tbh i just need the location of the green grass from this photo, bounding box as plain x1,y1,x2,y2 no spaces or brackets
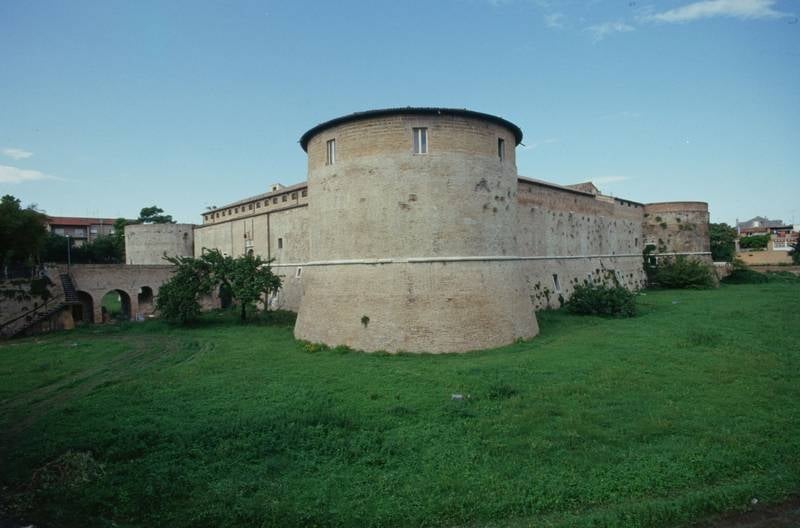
1,283,799,528
100,291,123,318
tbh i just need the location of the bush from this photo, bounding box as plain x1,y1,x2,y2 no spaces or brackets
721,261,800,284
722,260,768,284
739,234,770,250
649,256,716,289
565,283,636,317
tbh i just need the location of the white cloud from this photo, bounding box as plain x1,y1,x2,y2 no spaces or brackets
645,0,788,23
592,176,631,184
2,147,33,160
0,165,56,184
587,21,635,42
545,12,565,28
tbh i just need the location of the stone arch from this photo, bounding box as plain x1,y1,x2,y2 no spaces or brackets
137,286,154,316
73,291,95,324
101,289,132,322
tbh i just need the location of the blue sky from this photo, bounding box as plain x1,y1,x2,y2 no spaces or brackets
1,0,798,225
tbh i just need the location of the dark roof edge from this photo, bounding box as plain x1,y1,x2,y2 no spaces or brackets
299,107,523,151
518,176,645,205
200,181,308,214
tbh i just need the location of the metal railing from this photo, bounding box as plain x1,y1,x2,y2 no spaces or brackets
0,293,66,337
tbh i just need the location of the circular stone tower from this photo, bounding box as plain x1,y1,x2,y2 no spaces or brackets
124,223,195,265
294,108,538,353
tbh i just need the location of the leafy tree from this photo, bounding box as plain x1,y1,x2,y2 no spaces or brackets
709,222,737,262
155,255,215,324
790,236,800,265
155,249,282,324
138,206,175,224
203,250,283,323
111,217,129,259
0,195,48,267
40,233,123,264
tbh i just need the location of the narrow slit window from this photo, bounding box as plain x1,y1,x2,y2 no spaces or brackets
498,138,505,160
278,237,283,249
413,127,428,154
326,139,336,165
552,273,561,293
296,267,302,278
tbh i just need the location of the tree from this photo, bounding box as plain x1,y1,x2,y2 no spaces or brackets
203,250,283,323
709,222,737,262
155,249,282,324
111,217,129,259
155,254,215,324
0,195,48,267
790,236,800,265
138,206,175,224
40,233,123,264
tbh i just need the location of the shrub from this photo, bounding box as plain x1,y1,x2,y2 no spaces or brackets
649,256,716,289
790,237,800,265
565,283,636,317
739,234,770,250
722,260,768,284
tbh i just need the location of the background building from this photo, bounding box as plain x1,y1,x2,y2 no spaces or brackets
46,216,118,246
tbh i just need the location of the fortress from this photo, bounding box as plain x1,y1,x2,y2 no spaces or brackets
128,108,711,353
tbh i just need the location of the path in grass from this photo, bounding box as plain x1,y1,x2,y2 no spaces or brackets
0,283,798,528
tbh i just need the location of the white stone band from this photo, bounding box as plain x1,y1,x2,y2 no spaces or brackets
268,252,710,268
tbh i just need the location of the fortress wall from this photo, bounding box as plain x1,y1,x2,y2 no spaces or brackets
520,257,647,310
192,205,310,312
516,181,644,257
125,224,195,265
297,260,535,353
643,202,710,258
515,180,647,306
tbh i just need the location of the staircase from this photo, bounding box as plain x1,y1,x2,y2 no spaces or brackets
0,274,81,339
60,273,80,305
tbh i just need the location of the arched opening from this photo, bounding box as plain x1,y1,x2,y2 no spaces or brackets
101,289,131,322
137,286,154,316
73,291,95,324
219,283,233,309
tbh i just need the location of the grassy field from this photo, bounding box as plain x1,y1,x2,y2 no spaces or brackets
1,283,798,528
100,291,123,319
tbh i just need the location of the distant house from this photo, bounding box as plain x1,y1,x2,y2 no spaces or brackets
46,217,119,247
737,216,786,236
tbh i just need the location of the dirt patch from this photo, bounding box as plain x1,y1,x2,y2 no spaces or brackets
692,496,800,528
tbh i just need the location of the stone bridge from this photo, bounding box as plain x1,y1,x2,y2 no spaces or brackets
66,264,175,323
